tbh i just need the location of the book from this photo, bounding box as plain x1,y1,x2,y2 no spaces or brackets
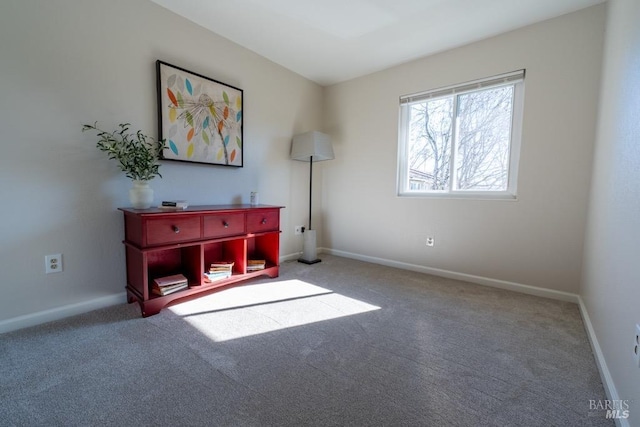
152,282,188,296
203,271,232,282
153,282,188,292
210,261,234,267
158,204,187,210
151,278,189,296
153,273,188,287
247,259,266,271
158,200,188,210
158,205,187,210
209,261,234,273
209,270,233,275
161,200,188,208
206,271,231,277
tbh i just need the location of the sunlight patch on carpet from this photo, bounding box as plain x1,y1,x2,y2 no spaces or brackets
168,279,380,342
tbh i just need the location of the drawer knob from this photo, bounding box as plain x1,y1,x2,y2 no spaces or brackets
172,225,180,234
223,221,229,228
261,218,267,225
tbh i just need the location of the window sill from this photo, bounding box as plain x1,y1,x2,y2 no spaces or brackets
397,191,518,201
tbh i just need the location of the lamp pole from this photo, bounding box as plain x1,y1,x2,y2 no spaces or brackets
308,155,313,230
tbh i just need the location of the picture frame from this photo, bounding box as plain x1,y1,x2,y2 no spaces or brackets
156,60,243,167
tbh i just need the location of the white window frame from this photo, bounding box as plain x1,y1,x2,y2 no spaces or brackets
397,70,525,199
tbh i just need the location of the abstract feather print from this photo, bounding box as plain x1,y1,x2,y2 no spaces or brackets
158,61,243,166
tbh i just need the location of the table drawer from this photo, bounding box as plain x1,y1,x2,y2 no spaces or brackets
247,210,280,233
146,216,201,245
203,213,245,238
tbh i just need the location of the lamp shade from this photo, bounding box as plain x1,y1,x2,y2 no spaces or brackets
291,131,334,162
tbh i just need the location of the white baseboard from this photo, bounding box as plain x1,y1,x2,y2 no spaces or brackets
578,296,629,427
322,248,579,303
0,293,127,335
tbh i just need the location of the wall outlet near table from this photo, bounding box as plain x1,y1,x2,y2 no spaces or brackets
45,254,63,274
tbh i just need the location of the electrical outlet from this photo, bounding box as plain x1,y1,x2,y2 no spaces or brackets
634,324,640,368
426,237,435,247
295,225,304,235
45,254,63,274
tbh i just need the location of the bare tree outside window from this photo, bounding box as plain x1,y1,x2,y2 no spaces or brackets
456,86,513,191
400,72,523,197
408,98,452,190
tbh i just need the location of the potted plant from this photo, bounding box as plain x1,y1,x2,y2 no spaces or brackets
82,122,166,209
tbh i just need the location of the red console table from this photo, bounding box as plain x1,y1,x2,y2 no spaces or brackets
119,205,283,317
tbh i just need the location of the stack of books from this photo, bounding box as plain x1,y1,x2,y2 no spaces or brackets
204,261,234,283
247,259,266,271
152,273,188,296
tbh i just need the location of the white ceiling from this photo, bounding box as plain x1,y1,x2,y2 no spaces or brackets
149,0,605,86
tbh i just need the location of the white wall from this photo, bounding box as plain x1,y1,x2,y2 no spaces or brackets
323,5,605,294
581,0,640,420
0,0,321,326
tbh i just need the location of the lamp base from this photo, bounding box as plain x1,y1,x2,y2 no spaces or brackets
298,229,321,265
298,258,321,265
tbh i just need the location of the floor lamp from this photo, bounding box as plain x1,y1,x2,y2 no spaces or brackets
291,131,334,264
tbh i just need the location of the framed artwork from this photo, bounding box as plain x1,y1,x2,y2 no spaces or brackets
156,60,243,167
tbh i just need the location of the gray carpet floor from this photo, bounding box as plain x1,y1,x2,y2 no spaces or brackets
0,255,612,426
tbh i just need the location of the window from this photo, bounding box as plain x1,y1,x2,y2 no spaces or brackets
398,70,524,198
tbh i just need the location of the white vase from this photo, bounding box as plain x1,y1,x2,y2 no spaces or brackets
129,180,154,209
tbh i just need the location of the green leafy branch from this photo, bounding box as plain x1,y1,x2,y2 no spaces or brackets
82,122,167,181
